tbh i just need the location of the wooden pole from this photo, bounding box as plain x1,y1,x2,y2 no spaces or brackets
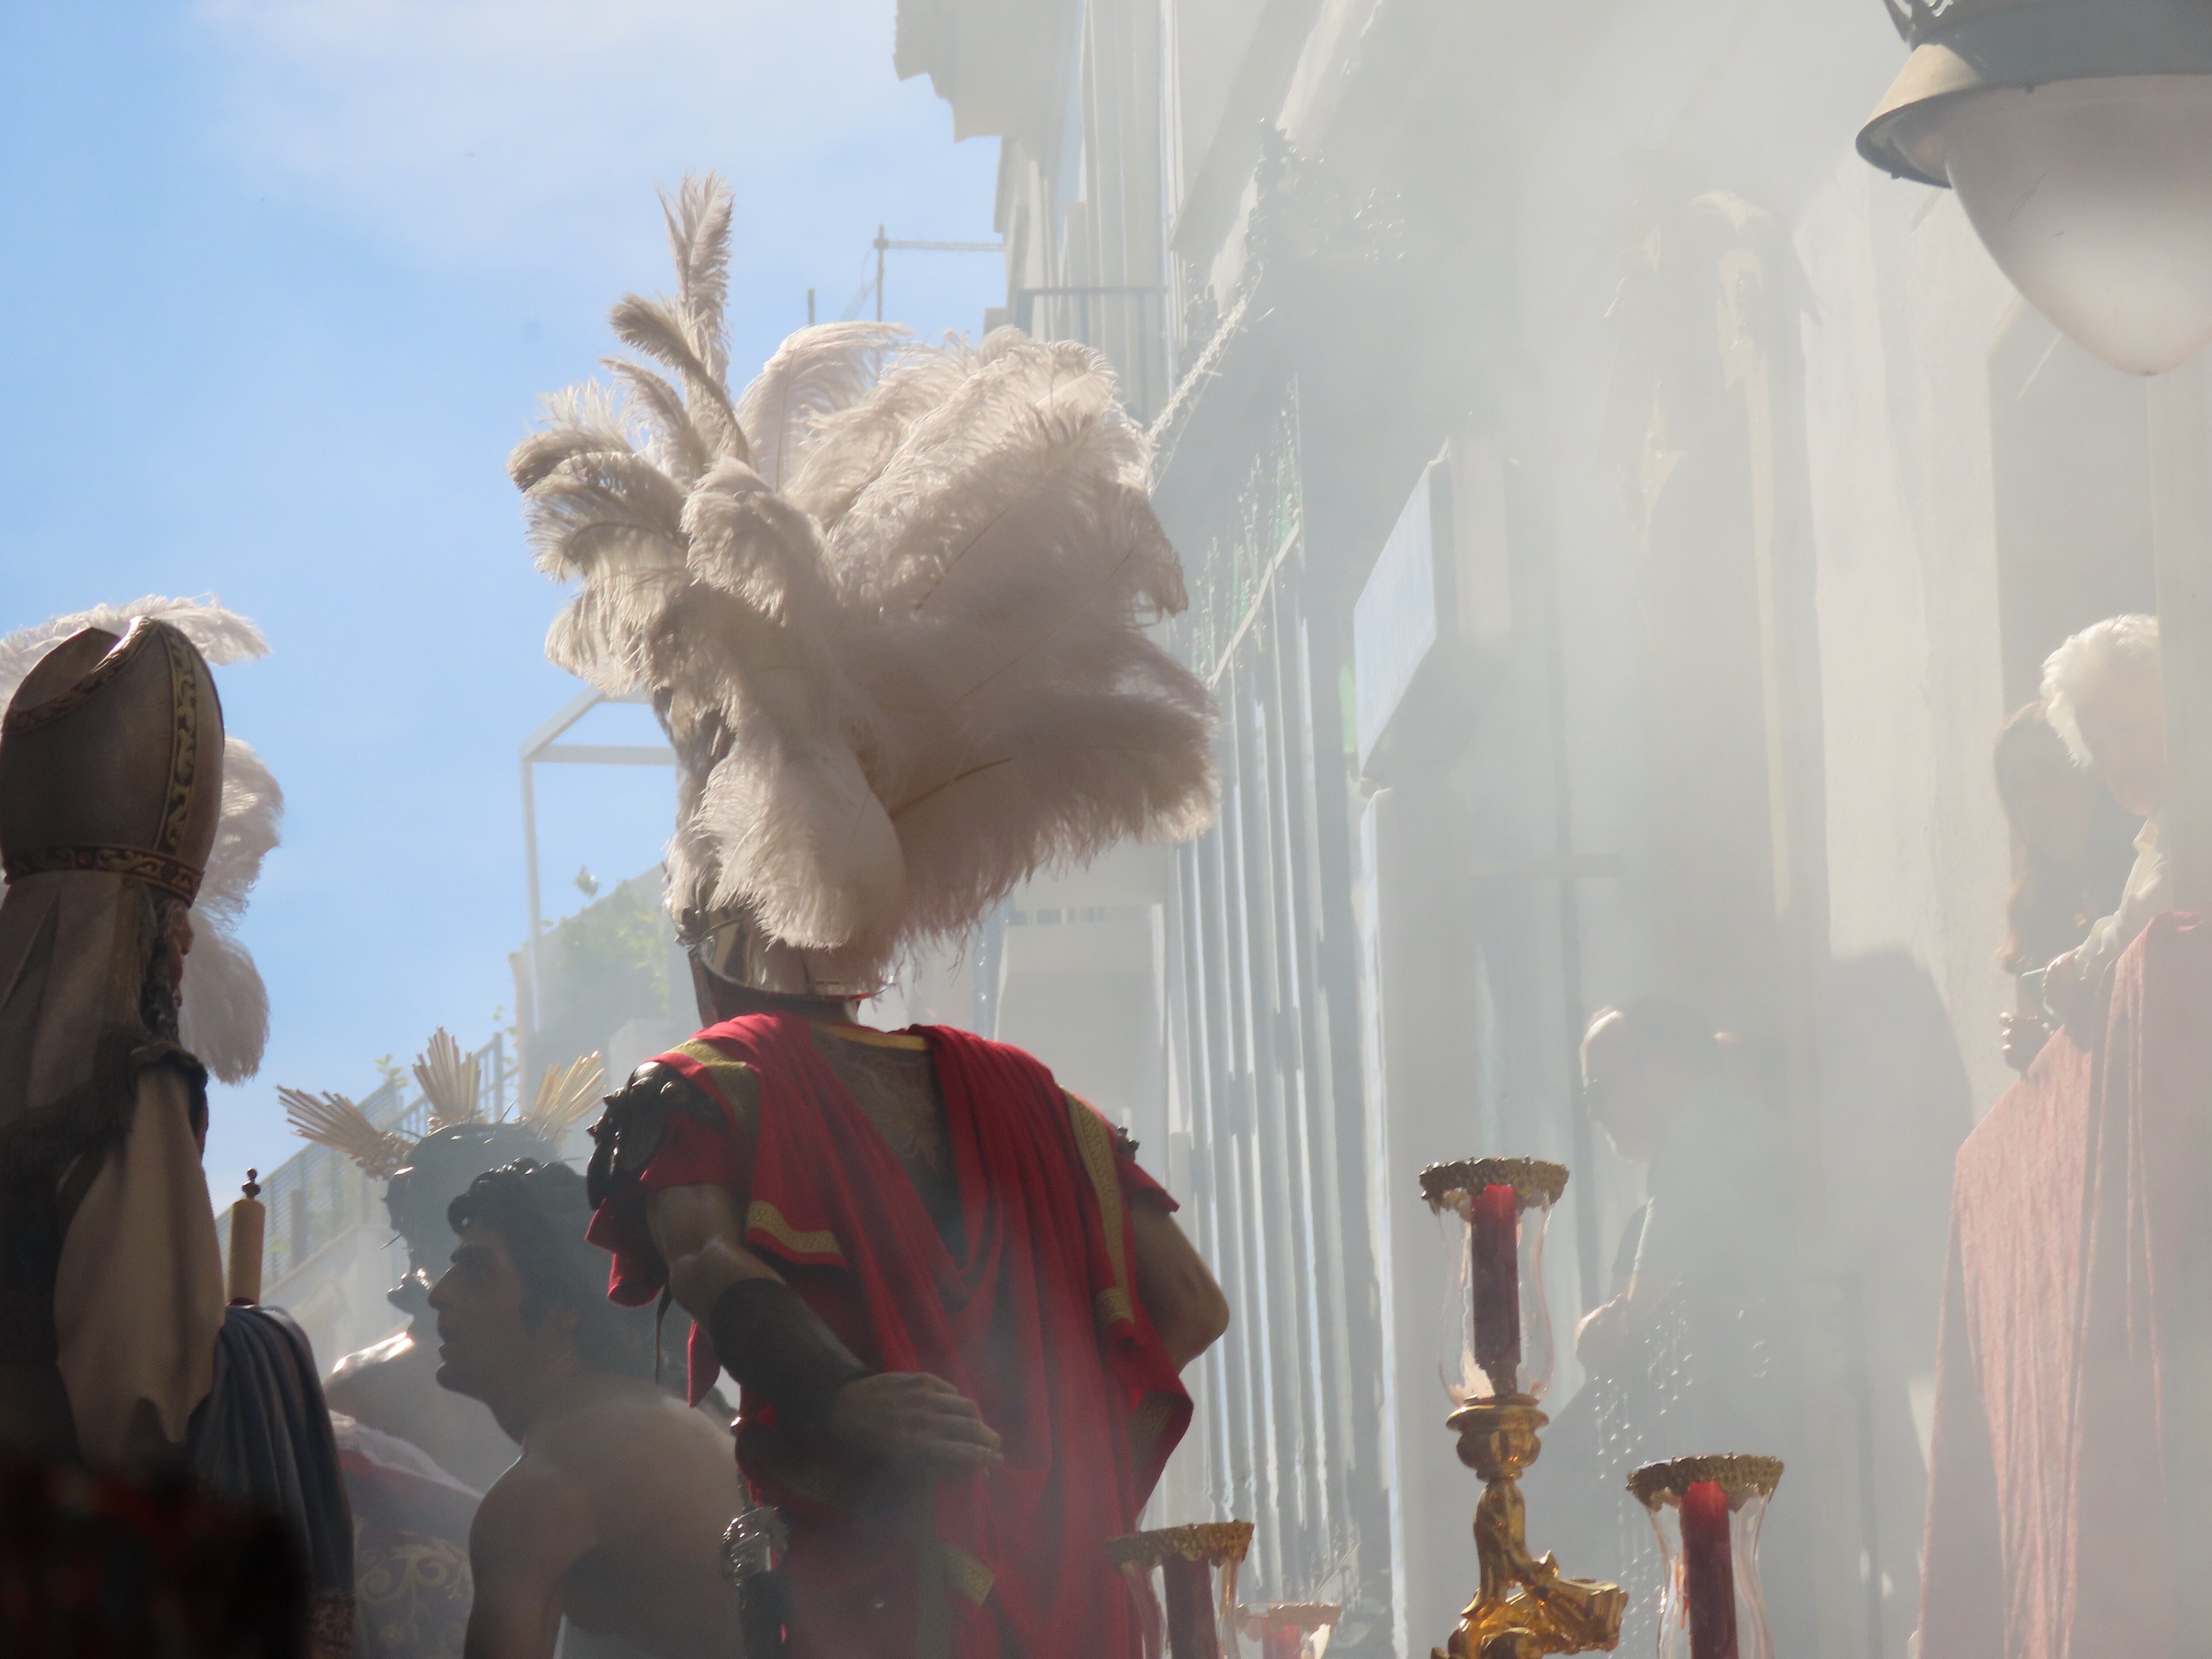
226,1171,265,1306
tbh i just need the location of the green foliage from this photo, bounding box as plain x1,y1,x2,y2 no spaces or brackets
533,871,684,1063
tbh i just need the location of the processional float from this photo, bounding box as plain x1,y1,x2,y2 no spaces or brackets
1419,1156,1780,1659
726,1151,1782,1659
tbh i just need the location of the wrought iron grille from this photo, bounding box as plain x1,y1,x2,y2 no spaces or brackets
1161,385,1394,1645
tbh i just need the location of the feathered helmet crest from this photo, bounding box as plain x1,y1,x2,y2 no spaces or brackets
511,173,1217,994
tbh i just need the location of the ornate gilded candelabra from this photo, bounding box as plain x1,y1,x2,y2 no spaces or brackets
1107,1522,1255,1659
1421,1158,1626,1659
1629,1455,1784,1659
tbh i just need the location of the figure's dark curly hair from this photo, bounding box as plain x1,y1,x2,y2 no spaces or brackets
446,1160,658,1380
388,1124,555,1260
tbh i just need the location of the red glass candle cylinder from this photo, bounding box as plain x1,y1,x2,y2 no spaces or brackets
1630,1455,1781,1659
1679,1480,1738,1659
1422,1160,1565,1402
1161,1555,1221,1659
1470,1183,1522,1386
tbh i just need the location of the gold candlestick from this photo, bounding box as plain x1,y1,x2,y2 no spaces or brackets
1441,1397,1625,1659
1421,1159,1624,1659
1107,1522,1254,1659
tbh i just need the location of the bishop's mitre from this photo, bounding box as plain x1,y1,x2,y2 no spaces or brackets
0,617,227,903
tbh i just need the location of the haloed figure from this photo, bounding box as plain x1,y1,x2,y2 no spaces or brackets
324,1120,560,1495
2035,614,2170,1029
429,1161,745,1659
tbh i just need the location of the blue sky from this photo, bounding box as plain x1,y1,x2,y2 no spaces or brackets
0,1,1005,1194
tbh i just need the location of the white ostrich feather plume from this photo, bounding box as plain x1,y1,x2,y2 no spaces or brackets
511,172,1218,984
737,320,911,493
0,596,269,703
0,598,280,1082
179,737,284,1082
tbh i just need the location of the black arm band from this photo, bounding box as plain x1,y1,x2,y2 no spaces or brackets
707,1279,874,1429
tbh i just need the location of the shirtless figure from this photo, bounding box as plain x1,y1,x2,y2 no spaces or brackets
428,1159,745,1659
325,1121,557,1495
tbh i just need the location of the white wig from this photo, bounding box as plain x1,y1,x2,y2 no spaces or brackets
2040,613,2161,769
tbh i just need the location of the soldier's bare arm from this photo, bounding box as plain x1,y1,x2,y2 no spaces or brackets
643,1183,1000,1468
645,1181,780,1314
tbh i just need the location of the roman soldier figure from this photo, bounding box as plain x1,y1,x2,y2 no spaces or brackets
513,174,1233,1659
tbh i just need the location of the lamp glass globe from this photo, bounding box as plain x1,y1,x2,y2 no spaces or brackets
1927,75,2212,376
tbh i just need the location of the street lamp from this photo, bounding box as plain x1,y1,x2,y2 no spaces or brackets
1859,0,2212,377
1860,0,2212,910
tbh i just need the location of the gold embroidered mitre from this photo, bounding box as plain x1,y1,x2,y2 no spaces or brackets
0,618,226,902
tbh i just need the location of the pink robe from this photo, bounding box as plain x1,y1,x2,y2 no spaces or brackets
1918,914,2211,1659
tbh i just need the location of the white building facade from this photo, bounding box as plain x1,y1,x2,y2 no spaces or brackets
896,1,2166,1655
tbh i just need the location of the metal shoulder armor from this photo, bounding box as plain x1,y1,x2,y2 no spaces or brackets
584,1061,720,1210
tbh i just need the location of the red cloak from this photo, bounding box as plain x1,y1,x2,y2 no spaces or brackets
587,1014,1192,1659
1917,914,2211,1659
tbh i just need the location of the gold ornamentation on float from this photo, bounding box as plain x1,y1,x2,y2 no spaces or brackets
1626,1454,1784,1507
1419,1158,1570,1210
1103,1521,1255,1567
1437,1398,1626,1659
1423,1152,1620,1659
